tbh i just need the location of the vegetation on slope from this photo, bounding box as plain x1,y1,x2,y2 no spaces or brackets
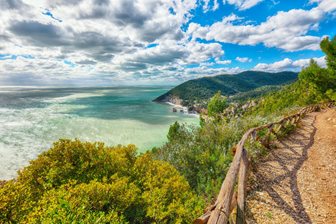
154,71,298,106
153,36,336,203
228,85,282,103
0,37,335,223
249,37,336,117
0,140,203,223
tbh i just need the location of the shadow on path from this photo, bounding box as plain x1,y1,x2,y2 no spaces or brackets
247,114,317,224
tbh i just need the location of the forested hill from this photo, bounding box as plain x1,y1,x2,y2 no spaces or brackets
154,71,298,105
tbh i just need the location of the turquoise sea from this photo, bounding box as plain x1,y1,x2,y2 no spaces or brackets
0,86,198,180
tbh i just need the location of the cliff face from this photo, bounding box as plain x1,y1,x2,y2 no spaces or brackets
153,94,183,105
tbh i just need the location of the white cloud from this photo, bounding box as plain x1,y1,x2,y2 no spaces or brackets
202,0,220,12
236,57,252,63
0,0,229,85
202,0,211,11
223,0,263,10
189,0,335,51
184,41,224,64
216,59,232,64
182,66,243,80
317,0,336,11
0,0,334,85
113,41,224,72
222,13,243,24
309,0,321,4
213,0,220,10
253,56,326,72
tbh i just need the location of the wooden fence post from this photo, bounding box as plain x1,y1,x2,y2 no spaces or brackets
237,148,248,224
195,102,333,224
208,139,248,224
266,125,273,147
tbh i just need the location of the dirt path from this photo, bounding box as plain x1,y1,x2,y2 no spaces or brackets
246,109,336,224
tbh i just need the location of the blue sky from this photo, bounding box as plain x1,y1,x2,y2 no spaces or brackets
0,0,335,86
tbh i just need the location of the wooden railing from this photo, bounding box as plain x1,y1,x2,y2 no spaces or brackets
195,102,334,224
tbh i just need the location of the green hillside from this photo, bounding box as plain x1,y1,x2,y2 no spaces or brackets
1,37,334,224
154,71,298,105
228,85,282,103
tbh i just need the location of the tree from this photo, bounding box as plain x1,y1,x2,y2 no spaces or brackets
320,36,336,100
207,91,228,117
167,121,182,142
320,36,336,72
298,36,336,102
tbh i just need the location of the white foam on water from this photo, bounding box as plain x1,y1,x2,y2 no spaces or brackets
44,92,106,103
0,90,198,180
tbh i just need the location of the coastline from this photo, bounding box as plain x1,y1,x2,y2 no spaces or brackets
162,101,200,117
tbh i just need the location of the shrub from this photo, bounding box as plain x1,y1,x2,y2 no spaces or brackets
0,139,203,224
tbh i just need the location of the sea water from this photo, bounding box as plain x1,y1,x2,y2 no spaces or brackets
0,86,198,180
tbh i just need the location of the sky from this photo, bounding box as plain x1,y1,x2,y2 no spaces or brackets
0,0,335,86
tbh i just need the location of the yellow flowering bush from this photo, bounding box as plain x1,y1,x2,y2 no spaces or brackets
0,139,203,223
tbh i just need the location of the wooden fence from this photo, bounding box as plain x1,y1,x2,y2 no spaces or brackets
195,102,334,224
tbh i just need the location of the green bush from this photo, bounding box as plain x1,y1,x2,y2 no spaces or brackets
154,115,266,200
0,139,203,224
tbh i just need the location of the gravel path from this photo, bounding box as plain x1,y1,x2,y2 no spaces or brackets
246,109,336,224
